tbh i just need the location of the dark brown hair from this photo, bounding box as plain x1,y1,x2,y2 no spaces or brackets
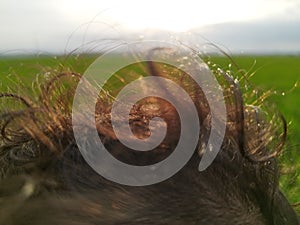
0,54,299,225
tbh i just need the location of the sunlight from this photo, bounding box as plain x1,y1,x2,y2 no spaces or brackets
107,0,257,31
58,0,294,32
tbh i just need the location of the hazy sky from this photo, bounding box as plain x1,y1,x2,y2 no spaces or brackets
1,0,300,54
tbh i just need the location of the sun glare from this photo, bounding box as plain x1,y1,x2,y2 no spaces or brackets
59,0,293,32
107,1,257,32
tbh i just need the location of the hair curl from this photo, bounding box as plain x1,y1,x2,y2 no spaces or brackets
0,52,298,225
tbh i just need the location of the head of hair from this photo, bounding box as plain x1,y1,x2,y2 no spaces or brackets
0,50,298,225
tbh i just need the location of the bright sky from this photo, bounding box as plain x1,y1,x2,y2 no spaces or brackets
57,0,297,31
0,0,299,53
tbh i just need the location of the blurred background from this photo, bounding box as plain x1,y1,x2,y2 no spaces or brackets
1,0,300,54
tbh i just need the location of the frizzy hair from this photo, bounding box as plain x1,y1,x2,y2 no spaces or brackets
0,50,298,225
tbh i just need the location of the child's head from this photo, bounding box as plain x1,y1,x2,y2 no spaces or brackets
0,51,299,224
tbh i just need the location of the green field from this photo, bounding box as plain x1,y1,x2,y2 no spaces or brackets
0,54,299,212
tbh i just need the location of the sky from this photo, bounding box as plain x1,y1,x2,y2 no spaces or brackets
1,0,300,54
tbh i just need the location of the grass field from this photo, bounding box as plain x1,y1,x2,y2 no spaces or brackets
0,54,299,212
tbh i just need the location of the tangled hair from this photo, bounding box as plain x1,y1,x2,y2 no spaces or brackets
0,51,299,225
